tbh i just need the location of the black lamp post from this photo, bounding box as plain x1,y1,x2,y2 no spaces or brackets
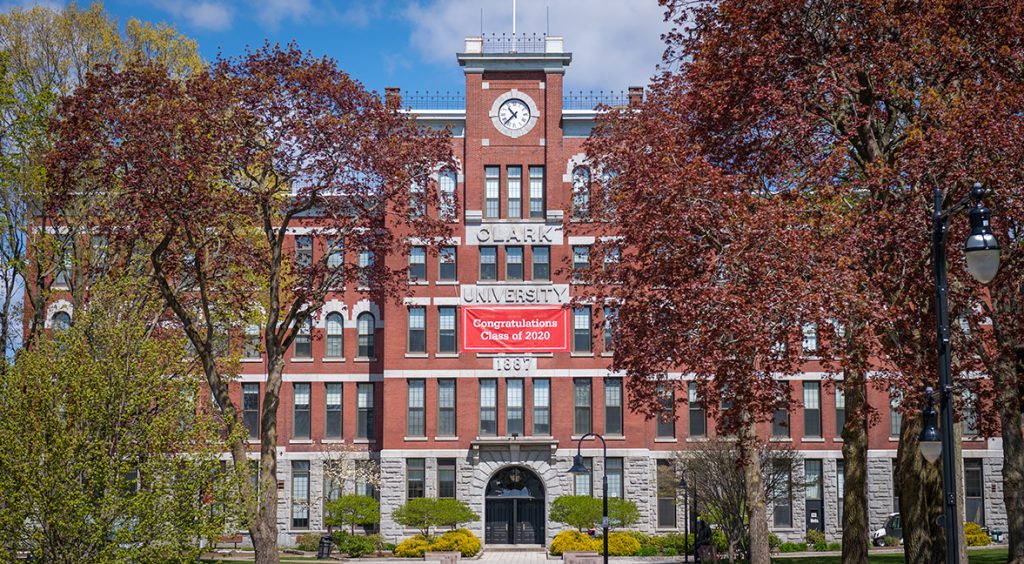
918,183,1000,564
569,433,608,564
679,476,690,563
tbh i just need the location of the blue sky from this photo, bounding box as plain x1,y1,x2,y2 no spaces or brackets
24,0,672,95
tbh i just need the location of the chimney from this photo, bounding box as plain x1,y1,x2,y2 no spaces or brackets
385,87,401,105
628,86,644,107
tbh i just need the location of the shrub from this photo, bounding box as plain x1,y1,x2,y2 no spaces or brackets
779,542,808,552
597,532,641,556
429,528,482,557
712,529,728,553
805,529,826,546
325,495,381,535
296,532,323,552
548,495,641,530
965,522,991,546
662,547,678,556
392,498,478,540
549,530,600,556
333,532,380,557
635,546,658,557
656,533,694,554
384,543,397,552
814,540,828,551
827,542,842,551
625,530,651,549
394,535,430,558
768,532,782,552
883,535,900,547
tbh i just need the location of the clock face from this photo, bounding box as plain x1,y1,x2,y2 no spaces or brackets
498,98,531,130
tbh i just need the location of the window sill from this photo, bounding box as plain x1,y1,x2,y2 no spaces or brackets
322,439,345,444
437,281,459,286
353,438,376,444
354,357,377,363
685,436,710,442
241,358,262,363
408,280,429,286
321,357,346,362
434,436,459,441
570,352,594,357
654,437,678,443
290,358,314,363
404,437,428,442
247,439,261,445
405,353,429,358
888,436,900,441
802,437,826,443
604,435,625,440
289,439,313,444
476,352,552,358
435,353,460,358
769,437,793,442
600,352,614,357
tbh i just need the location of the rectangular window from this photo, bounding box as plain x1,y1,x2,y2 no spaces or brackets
438,458,457,498
772,460,793,527
243,383,260,440
507,165,522,218
531,246,550,281
358,250,374,287
805,459,823,500
835,385,846,438
244,328,261,359
438,306,457,353
574,378,592,435
803,382,822,438
772,406,790,438
529,166,545,218
606,457,624,498
409,246,426,281
657,385,675,438
440,169,457,220
892,459,900,513
327,238,344,288
572,245,590,282
963,389,979,436
573,457,593,495
603,306,617,352
438,379,457,437
802,323,818,354
573,306,591,353
480,379,497,436
506,378,524,436
408,307,426,354
325,383,342,440
355,460,378,499
965,459,985,525
485,166,500,218
325,314,344,358
439,246,457,281
657,459,677,528
533,378,550,435
889,391,902,437
294,318,312,359
357,383,374,439
291,461,310,528
688,383,706,437
407,458,425,499
407,379,425,437
295,235,312,269
479,246,497,281
293,383,310,440
506,246,524,281
603,245,620,272
604,378,623,436
837,461,845,525
410,175,425,218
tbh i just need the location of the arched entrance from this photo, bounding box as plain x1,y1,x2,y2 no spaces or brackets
484,466,545,545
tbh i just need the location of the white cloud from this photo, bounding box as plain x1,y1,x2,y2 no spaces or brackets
403,0,671,90
151,0,233,32
254,0,313,30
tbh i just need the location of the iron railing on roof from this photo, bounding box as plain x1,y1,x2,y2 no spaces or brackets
482,32,547,54
400,91,466,110
562,90,631,110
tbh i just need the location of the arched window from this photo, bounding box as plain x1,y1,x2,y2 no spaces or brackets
357,312,375,359
294,318,312,359
52,311,71,331
325,312,344,359
439,168,457,221
572,166,590,218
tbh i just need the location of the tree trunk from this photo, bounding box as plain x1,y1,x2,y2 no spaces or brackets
251,355,286,564
898,407,946,563
1001,356,1024,563
840,367,869,564
740,419,770,564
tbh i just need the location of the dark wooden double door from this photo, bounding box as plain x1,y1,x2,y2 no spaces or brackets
485,498,544,545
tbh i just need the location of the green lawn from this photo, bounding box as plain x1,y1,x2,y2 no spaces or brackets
773,547,1008,563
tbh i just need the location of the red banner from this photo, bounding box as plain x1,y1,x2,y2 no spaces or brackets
462,306,570,352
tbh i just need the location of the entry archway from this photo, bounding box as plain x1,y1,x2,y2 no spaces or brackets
484,465,545,545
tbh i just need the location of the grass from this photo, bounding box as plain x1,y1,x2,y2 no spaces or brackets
772,547,1008,563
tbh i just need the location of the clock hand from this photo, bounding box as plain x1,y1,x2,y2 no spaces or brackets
503,109,518,125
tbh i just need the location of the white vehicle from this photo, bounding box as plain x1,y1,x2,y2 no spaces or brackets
871,513,902,546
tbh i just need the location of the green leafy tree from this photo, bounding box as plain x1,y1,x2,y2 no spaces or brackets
391,498,478,540
0,280,238,561
324,495,380,535
549,495,640,531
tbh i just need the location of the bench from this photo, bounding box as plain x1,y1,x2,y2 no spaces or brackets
218,534,243,549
